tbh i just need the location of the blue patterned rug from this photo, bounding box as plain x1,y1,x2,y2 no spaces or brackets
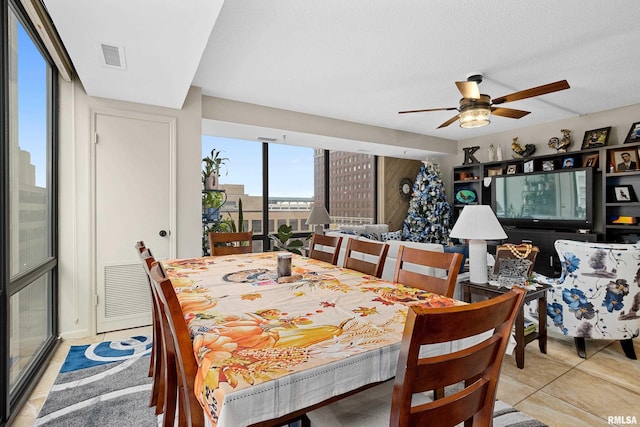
60,335,152,373
35,336,157,427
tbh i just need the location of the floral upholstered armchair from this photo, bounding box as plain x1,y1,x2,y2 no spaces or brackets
533,240,639,359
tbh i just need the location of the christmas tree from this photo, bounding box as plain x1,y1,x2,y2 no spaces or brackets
402,161,452,243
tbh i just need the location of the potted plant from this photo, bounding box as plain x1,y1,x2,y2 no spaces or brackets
227,198,246,233
202,148,228,190
269,224,307,255
202,191,224,222
202,219,235,255
203,198,248,255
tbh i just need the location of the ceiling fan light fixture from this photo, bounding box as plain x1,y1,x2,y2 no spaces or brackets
459,95,491,128
459,107,491,128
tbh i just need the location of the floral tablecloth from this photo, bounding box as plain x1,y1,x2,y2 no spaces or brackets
162,252,463,427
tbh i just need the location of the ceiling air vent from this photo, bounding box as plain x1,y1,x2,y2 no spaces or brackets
257,137,277,142
99,43,127,70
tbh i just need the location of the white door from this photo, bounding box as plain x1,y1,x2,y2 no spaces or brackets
94,110,176,333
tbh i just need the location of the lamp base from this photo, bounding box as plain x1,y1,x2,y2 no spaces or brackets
313,224,325,235
468,239,488,284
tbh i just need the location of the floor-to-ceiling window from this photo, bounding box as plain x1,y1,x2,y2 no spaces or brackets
268,143,314,235
202,136,376,255
1,1,59,424
201,136,265,253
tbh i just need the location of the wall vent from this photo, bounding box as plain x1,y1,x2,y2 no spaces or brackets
99,43,127,70
104,263,151,319
97,262,151,333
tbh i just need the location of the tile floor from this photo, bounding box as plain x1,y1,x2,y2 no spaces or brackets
10,327,640,426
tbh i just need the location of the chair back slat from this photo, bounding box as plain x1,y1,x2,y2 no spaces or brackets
413,335,501,392
343,239,389,278
308,234,343,265
393,246,463,297
390,286,526,427
410,379,488,427
208,231,253,256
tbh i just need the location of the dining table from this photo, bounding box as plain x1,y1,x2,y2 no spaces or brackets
161,251,468,427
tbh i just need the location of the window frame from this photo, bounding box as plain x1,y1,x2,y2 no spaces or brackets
1,0,60,423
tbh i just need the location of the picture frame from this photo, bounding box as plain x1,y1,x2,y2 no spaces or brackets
624,121,640,144
487,167,503,176
582,153,599,168
610,185,637,203
610,148,640,172
581,126,611,149
523,159,534,173
542,160,555,171
562,158,575,168
506,164,517,175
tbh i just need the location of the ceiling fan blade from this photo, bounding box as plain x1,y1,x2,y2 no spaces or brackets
455,81,480,99
437,115,460,128
398,107,457,114
491,80,570,105
491,107,531,119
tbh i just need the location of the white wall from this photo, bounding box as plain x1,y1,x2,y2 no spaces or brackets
57,81,202,338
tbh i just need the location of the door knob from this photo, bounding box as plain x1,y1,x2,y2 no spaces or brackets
159,230,168,237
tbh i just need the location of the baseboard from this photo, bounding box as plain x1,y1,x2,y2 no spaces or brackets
58,328,92,340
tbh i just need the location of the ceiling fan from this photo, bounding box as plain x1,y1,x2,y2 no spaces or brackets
398,74,570,129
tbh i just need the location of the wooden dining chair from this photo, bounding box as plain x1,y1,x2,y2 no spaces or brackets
308,234,343,265
390,286,526,426
136,256,179,426
305,286,527,426
208,231,253,256
135,241,164,408
343,238,389,278
393,245,463,298
149,261,204,427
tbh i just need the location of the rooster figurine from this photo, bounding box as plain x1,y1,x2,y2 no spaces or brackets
548,129,572,153
511,137,536,158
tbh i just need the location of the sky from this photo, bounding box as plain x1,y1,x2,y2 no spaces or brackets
202,135,315,198
18,19,48,189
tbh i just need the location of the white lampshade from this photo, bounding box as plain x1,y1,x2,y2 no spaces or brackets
306,205,331,234
450,205,507,241
450,205,507,284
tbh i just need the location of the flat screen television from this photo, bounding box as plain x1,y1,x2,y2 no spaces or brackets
491,168,593,230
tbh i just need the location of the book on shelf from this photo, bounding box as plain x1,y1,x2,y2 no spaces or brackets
524,319,537,335
514,319,538,336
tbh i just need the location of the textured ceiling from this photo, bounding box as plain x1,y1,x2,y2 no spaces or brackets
44,0,640,153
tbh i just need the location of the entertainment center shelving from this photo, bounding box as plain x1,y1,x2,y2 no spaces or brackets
453,141,640,275
603,141,640,242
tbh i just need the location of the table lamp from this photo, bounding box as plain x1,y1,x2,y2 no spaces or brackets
306,205,331,234
450,205,507,284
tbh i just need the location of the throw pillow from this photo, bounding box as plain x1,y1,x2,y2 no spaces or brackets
443,244,469,274
360,232,380,241
380,230,402,241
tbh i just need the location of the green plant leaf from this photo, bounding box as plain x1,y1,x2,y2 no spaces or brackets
287,239,304,248
238,198,244,233
268,224,306,254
